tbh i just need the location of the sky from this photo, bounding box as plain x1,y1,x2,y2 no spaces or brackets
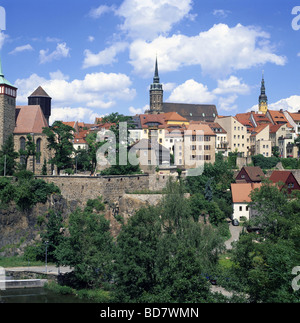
1,0,300,125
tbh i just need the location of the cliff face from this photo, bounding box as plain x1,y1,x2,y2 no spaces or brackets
0,194,79,257
0,192,166,256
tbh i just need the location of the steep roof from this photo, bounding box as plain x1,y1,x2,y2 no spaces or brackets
269,171,295,185
29,86,51,98
287,112,300,122
250,124,269,137
231,183,262,203
267,110,292,128
162,103,217,122
14,105,48,134
238,166,265,182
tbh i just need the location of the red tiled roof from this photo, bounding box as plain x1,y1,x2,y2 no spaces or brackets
14,105,49,134
231,183,262,203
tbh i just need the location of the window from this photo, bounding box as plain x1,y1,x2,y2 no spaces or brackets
20,137,26,165
239,206,242,211
159,138,162,143
246,206,249,211
36,138,41,164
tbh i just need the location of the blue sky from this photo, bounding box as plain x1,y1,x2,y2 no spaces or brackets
1,0,300,124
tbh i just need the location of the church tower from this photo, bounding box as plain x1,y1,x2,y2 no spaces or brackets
259,72,268,114
149,57,163,114
0,59,17,147
28,86,52,126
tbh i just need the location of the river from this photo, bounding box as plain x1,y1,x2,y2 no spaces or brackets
0,287,91,303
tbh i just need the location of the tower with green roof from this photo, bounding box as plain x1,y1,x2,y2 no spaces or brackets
0,58,17,147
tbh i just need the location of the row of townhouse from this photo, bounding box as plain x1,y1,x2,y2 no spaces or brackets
62,108,300,174
217,109,300,158
128,112,223,172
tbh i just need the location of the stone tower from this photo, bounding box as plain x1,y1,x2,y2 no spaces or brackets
259,71,268,114
149,57,163,114
28,86,52,126
0,59,17,147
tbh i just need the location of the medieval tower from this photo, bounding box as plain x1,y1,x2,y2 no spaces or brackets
28,86,52,126
149,57,163,114
0,59,17,147
259,72,268,114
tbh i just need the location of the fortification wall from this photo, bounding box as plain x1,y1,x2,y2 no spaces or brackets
36,174,170,204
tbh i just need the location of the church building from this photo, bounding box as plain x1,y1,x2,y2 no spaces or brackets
0,59,52,174
147,58,218,123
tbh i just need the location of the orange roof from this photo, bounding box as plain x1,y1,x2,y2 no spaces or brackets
186,123,216,136
14,105,49,134
269,124,283,133
231,183,262,203
163,111,188,123
267,110,292,128
250,124,269,136
62,121,76,128
288,112,300,122
235,112,253,127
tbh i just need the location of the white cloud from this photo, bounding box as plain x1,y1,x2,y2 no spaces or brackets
39,42,70,64
89,5,116,19
269,95,300,112
9,44,34,55
213,76,250,95
212,9,231,18
83,42,128,68
50,107,99,125
167,79,216,104
87,36,95,43
129,105,148,115
129,23,286,78
0,32,8,50
218,94,238,111
15,70,136,109
116,0,194,40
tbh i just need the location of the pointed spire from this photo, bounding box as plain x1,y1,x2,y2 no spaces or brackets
153,56,160,84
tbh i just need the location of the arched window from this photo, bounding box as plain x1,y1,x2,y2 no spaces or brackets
20,137,26,164
36,138,41,164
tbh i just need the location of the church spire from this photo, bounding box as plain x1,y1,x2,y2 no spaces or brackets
259,71,268,114
153,56,160,83
149,56,163,114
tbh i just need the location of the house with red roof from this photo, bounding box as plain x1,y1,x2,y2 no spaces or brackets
231,182,262,221
269,171,300,194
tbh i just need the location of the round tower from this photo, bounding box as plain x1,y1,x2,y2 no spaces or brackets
0,58,17,147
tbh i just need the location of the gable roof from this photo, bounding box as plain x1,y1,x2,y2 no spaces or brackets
250,124,269,137
238,166,265,182
287,112,300,122
267,110,292,128
28,86,51,98
269,171,298,185
162,103,217,122
14,105,49,134
231,182,262,203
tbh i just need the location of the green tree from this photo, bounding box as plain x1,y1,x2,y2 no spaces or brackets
0,134,19,175
18,134,38,171
114,179,224,303
56,198,114,288
43,121,75,175
225,182,300,302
